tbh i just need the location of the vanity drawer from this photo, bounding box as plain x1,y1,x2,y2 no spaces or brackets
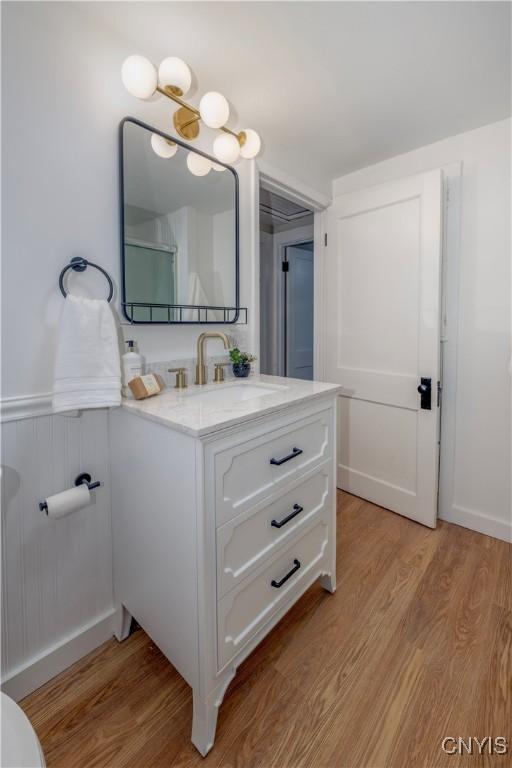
214,409,333,527
216,466,331,598
217,515,330,669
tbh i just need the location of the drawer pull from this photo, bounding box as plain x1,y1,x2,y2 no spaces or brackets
271,559,301,588
271,504,304,529
270,447,303,466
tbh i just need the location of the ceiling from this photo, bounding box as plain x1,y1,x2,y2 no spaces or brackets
259,188,312,230
83,1,511,195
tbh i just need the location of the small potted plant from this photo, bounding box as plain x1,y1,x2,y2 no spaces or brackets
229,347,256,378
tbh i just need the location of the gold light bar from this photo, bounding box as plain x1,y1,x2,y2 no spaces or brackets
158,85,246,146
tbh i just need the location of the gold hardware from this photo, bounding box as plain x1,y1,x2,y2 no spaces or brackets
162,84,184,98
157,84,244,145
214,362,229,383
173,106,200,140
195,332,230,385
168,367,187,389
195,363,207,386
158,85,198,113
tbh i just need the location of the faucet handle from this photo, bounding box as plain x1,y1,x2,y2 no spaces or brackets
168,367,187,389
214,362,230,383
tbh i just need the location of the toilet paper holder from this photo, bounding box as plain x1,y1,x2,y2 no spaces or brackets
39,473,101,514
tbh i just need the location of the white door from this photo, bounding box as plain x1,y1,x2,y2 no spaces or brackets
285,243,314,380
323,170,442,527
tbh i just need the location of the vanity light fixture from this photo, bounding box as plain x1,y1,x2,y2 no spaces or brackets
213,133,240,164
199,91,230,129
121,54,261,164
186,151,212,177
150,133,177,159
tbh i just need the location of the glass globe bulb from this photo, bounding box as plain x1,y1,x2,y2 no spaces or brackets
212,162,226,172
158,57,192,96
151,133,178,159
121,55,157,99
187,151,212,177
239,129,261,159
213,133,240,164
199,92,230,129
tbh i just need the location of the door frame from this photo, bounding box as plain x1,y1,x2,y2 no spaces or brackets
437,163,462,526
257,166,329,380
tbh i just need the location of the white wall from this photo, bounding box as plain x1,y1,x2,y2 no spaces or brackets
0,1,257,697
331,118,511,542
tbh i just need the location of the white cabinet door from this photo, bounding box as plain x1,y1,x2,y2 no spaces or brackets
324,170,442,527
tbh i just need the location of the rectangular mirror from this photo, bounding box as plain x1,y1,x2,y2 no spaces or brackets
120,118,240,323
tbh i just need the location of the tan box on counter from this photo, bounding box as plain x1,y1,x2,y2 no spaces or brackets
128,373,165,400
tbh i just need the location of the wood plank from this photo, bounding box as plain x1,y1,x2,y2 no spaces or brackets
480,607,512,768
386,522,507,768
494,539,512,612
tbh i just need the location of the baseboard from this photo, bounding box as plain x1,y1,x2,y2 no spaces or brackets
1,608,117,701
440,504,512,543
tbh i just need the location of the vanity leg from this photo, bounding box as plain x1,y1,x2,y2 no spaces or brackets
191,690,219,757
320,572,336,594
113,604,132,642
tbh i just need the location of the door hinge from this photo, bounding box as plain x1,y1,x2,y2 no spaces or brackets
437,380,442,407
282,260,289,272
324,233,328,246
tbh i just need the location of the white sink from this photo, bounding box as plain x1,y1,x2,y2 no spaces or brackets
184,382,287,406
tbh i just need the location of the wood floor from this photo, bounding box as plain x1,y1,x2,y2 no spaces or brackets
21,492,511,768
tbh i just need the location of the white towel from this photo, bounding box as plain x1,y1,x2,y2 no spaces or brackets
184,272,211,321
52,295,121,413
187,272,210,306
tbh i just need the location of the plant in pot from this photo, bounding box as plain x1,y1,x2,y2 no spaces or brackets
229,347,256,378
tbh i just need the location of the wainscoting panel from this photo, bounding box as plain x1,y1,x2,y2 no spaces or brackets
1,409,115,698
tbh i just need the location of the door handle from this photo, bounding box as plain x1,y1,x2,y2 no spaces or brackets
417,378,432,410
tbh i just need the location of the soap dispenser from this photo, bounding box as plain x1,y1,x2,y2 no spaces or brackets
122,340,143,398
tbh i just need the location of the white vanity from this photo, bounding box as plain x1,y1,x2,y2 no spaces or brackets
109,375,339,756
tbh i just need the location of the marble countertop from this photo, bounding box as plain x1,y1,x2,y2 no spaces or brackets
121,374,342,437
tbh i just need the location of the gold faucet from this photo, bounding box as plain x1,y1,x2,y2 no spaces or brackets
195,332,230,385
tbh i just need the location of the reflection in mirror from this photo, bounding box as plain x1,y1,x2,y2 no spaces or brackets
121,119,238,323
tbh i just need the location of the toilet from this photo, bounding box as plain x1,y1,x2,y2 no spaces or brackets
1,693,46,767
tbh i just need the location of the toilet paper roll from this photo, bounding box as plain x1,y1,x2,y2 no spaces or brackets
44,484,91,519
